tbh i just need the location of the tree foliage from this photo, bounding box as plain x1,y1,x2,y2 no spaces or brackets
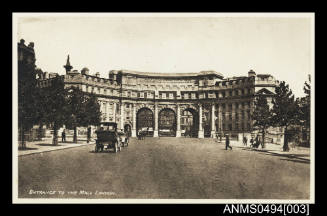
64,87,101,142
271,81,299,151
252,95,272,148
18,58,38,148
301,77,311,129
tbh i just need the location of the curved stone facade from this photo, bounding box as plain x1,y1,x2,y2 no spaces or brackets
37,65,278,138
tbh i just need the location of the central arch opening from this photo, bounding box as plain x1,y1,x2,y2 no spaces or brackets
158,108,176,137
137,107,154,137
181,108,199,138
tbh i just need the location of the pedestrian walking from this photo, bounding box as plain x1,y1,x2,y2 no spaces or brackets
61,129,66,143
87,127,91,143
225,134,232,150
243,136,247,146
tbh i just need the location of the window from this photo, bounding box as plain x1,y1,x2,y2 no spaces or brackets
222,91,225,98
235,113,238,120
229,90,233,97
229,124,232,131
235,90,238,96
241,89,244,95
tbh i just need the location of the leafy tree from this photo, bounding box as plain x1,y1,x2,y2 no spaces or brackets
252,95,272,148
302,76,311,129
18,54,38,149
296,75,311,146
271,81,300,151
64,87,89,143
83,93,102,126
64,87,102,143
41,78,68,145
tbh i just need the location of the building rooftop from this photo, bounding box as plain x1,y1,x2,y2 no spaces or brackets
114,70,224,78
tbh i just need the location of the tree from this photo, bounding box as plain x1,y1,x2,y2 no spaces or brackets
18,53,38,149
64,87,89,143
83,93,102,126
302,76,311,129
41,78,68,145
252,95,272,148
271,81,300,151
64,87,102,143
297,75,311,146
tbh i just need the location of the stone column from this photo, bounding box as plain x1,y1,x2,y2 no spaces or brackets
210,103,216,138
106,101,110,122
218,105,222,133
198,104,204,138
113,103,116,123
176,105,181,137
153,104,159,137
232,102,235,132
132,104,137,137
120,102,124,131
99,100,103,121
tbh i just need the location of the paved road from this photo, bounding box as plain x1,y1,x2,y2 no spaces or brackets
18,137,310,199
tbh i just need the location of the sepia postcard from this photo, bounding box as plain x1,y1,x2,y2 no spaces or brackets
12,12,314,204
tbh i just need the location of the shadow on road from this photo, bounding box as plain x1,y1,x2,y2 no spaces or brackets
89,150,117,154
18,147,38,150
36,144,63,147
241,148,310,164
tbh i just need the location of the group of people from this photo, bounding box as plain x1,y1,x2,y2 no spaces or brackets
250,135,263,148
61,127,92,143
243,135,263,148
222,134,264,151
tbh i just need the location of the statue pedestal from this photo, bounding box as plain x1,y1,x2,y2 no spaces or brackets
176,130,181,137
153,130,158,137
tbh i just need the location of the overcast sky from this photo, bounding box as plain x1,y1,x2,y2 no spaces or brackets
16,14,313,97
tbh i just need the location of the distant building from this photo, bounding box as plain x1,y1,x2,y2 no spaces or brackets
37,54,279,139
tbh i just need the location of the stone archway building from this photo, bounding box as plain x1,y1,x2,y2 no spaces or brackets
37,57,278,139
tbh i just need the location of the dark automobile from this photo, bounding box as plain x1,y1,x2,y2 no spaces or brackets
95,122,122,153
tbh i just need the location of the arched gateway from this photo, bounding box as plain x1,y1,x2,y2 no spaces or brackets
181,108,199,138
158,108,176,137
136,107,154,136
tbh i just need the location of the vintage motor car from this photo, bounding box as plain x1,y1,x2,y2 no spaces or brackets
95,122,122,153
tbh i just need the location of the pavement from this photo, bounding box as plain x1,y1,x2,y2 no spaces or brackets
227,140,310,161
18,137,310,199
18,137,95,156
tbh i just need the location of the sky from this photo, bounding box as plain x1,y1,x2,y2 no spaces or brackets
16,13,313,98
